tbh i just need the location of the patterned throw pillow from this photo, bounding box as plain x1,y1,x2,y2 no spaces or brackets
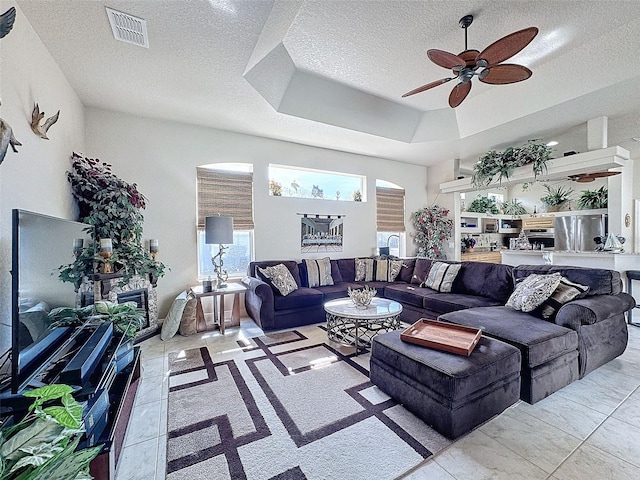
534,277,590,320
303,257,334,287
258,264,298,296
178,291,198,336
506,273,563,313
355,258,375,282
422,262,462,293
374,259,404,282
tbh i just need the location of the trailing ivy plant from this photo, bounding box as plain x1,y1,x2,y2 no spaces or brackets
578,186,608,210
467,196,499,214
59,152,167,286
472,140,552,188
0,384,101,480
411,205,453,259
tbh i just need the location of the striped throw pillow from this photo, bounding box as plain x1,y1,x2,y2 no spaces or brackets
303,257,334,287
534,277,589,320
374,259,404,282
423,262,461,293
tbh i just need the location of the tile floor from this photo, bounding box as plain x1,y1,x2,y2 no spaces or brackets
115,312,640,480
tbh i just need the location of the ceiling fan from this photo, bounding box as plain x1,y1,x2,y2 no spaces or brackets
568,171,621,183
403,15,538,108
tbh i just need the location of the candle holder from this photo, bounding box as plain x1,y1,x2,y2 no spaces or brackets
99,238,113,273
72,238,84,258
149,239,159,261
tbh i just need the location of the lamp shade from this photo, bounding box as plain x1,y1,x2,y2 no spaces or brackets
205,216,234,245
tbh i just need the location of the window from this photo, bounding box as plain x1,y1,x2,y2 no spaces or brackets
196,164,254,279
269,164,365,201
376,181,405,256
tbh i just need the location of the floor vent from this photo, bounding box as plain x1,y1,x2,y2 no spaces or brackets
106,7,149,48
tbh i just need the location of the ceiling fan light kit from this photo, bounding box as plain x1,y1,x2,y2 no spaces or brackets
403,15,538,108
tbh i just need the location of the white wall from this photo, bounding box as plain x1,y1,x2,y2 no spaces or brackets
0,1,85,353
85,107,428,316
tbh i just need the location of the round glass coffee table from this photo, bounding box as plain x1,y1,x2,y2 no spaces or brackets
324,297,403,354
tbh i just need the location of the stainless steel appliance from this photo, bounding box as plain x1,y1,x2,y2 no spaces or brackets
554,214,607,251
522,227,555,249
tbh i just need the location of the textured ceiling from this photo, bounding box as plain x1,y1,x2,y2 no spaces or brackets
15,0,640,167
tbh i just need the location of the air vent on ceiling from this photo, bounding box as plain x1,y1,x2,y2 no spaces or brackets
106,7,149,48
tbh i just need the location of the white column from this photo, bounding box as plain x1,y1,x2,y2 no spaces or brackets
587,116,608,150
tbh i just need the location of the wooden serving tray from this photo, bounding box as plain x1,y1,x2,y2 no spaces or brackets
400,319,482,356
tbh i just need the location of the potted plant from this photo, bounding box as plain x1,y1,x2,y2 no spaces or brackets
501,198,527,215
0,384,101,480
352,190,362,202
61,153,167,286
472,140,552,188
540,184,573,212
578,186,608,210
269,180,282,196
411,205,453,259
461,236,477,253
467,196,499,214
48,300,145,339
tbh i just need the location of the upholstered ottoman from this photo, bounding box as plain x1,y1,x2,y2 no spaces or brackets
370,331,521,439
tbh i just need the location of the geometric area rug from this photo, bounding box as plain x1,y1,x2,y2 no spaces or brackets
165,325,452,480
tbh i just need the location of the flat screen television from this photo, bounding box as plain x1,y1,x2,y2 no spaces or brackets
10,209,94,393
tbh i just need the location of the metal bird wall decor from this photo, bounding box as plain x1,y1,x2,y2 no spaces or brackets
0,6,16,39
31,104,60,139
0,114,22,165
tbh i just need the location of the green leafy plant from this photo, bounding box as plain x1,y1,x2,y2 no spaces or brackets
49,301,145,338
61,153,167,286
501,198,527,215
577,186,608,210
467,196,499,214
411,205,453,259
0,384,101,480
472,140,552,188
540,184,573,211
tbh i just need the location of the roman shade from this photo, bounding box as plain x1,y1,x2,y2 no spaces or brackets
197,167,254,230
376,186,405,232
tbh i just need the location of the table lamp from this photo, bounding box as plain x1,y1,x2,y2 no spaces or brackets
205,215,233,288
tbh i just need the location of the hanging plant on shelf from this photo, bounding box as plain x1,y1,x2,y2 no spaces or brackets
540,184,574,212
577,186,608,210
411,205,453,259
472,139,552,188
467,195,499,214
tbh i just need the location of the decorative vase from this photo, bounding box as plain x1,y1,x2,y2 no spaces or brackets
466,247,475,253
348,285,375,309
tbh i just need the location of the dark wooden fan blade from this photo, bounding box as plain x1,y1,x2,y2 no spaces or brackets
589,171,621,178
402,77,454,97
477,27,538,66
480,64,532,85
449,81,472,108
427,49,466,70
576,176,596,183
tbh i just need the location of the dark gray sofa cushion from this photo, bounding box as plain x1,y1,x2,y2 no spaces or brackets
273,287,323,310
384,283,437,307
397,258,417,283
411,258,434,284
337,258,356,282
453,261,514,303
439,306,578,368
513,265,622,296
371,331,521,402
423,293,502,314
314,282,360,301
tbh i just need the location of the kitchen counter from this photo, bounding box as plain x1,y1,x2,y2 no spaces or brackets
501,251,640,284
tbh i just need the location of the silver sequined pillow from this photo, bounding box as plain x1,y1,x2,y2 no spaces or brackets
506,273,563,313
355,258,375,282
258,264,298,296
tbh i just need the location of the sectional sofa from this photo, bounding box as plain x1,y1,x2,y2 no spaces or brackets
243,257,635,403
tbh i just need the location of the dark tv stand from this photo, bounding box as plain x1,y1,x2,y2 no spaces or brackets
89,347,141,480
